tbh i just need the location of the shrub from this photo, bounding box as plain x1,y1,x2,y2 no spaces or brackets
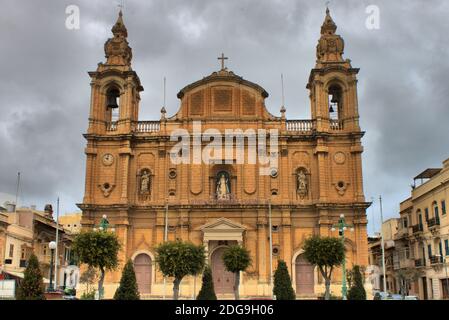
197,265,217,300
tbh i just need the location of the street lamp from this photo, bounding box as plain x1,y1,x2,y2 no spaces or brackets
48,241,57,292
436,254,449,299
331,214,354,300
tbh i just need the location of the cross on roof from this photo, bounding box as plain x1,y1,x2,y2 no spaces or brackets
217,53,228,70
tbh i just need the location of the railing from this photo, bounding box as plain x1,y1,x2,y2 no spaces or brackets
415,258,425,267
330,119,344,130
427,217,440,228
136,121,160,133
286,120,314,132
106,121,117,131
430,256,443,265
412,224,424,233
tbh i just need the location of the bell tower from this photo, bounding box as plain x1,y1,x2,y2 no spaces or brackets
87,10,143,135
307,8,361,133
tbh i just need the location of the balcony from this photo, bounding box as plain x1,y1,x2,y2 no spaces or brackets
429,256,443,265
415,258,425,267
412,224,424,234
136,121,160,133
106,121,117,131
427,217,440,228
286,120,314,133
329,119,344,131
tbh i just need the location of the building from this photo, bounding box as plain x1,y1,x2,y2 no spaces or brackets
0,205,75,291
59,212,82,234
398,157,449,300
78,8,370,299
368,157,449,299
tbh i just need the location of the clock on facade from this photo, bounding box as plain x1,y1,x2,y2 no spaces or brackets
102,153,114,166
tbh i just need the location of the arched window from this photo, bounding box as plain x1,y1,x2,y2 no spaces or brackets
106,87,120,122
327,84,343,120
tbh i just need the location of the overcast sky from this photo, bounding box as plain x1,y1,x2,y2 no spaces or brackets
0,0,448,235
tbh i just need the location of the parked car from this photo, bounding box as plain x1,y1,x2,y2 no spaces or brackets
404,295,419,300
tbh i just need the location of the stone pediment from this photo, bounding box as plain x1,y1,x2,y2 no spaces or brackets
197,217,246,232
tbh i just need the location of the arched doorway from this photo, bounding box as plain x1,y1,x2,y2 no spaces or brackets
133,254,152,294
211,247,235,294
295,254,314,295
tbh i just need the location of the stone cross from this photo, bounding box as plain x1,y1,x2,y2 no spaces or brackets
218,53,228,70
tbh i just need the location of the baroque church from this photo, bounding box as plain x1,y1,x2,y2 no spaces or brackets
78,8,369,298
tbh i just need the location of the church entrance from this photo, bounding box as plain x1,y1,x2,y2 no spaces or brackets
295,254,314,295
134,254,152,294
211,247,235,294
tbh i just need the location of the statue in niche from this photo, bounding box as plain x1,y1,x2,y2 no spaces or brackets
140,169,151,195
296,169,308,198
216,171,231,200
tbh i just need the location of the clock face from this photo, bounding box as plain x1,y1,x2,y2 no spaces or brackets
102,153,114,166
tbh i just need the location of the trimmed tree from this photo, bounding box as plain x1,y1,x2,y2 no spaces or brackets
16,254,45,300
347,265,366,300
303,236,345,300
273,260,295,300
222,245,251,300
155,240,205,300
197,265,217,300
72,230,120,299
114,259,140,300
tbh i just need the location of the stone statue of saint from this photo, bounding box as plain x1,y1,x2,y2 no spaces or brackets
140,170,150,195
297,170,308,197
216,173,230,200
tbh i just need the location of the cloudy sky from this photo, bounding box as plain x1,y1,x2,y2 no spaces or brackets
0,0,448,234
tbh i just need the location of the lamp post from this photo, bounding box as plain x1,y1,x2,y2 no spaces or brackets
48,241,57,292
436,254,449,299
331,214,354,300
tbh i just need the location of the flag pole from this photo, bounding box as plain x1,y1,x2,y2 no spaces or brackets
54,197,60,290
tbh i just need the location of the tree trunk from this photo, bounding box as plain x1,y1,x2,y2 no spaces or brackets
173,278,181,300
234,272,240,300
324,277,331,300
98,268,105,300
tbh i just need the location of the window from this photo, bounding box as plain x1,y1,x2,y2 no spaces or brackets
428,244,432,259
327,84,343,121
433,202,439,220
424,208,429,221
403,217,408,228
9,244,14,258
21,248,25,259
445,239,449,256
442,200,446,215
106,87,120,122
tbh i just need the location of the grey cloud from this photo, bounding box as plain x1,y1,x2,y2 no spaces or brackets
0,0,448,232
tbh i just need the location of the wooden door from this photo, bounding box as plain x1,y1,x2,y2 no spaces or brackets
211,247,235,294
295,254,314,295
134,254,152,294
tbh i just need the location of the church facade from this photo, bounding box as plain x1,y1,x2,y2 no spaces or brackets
78,9,370,298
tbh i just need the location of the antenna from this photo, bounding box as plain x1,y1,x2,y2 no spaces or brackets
163,77,166,108
281,73,285,107
15,172,20,210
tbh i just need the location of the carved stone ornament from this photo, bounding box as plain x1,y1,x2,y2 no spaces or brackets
139,169,151,195
334,180,349,196
296,168,309,198
98,182,115,197
333,151,346,165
